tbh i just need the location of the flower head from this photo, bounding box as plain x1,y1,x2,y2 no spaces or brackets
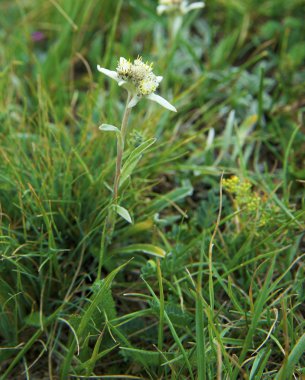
131,57,153,82
157,0,205,15
139,74,159,96
97,57,176,112
116,57,132,79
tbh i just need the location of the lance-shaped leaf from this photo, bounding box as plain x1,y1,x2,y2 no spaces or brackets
120,138,157,187
115,205,133,224
99,124,121,134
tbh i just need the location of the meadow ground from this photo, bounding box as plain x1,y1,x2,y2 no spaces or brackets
0,0,305,379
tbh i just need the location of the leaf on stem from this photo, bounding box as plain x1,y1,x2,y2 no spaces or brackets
120,138,157,187
99,124,121,134
115,205,133,224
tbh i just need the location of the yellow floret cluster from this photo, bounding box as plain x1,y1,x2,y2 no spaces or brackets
222,176,268,226
116,57,160,96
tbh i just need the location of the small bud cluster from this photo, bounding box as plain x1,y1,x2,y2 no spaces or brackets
158,0,182,12
160,0,182,4
159,0,182,13
116,57,160,96
222,175,241,193
157,0,205,15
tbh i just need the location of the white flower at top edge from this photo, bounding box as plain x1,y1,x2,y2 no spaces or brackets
97,57,177,112
157,0,205,15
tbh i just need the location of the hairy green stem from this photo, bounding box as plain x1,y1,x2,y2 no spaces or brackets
97,220,107,281
97,92,132,279
113,92,132,201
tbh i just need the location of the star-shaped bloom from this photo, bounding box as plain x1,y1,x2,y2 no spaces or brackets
157,0,205,15
97,57,177,112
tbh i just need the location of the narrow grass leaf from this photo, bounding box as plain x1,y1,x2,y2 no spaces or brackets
145,185,193,215
275,333,305,380
143,278,194,380
232,258,276,379
114,244,166,258
60,261,130,379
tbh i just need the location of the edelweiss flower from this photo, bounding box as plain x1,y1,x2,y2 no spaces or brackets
97,57,177,112
157,0,205,15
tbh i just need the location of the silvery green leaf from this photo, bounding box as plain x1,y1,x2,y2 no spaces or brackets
99,124,121,134
146,93,177,112
97,66,120,83
183,2,205,13
156,5,167,15
119,156,141,188
128,95,142,109
115,205,132,224
120,138,157,188
118,80,127,86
